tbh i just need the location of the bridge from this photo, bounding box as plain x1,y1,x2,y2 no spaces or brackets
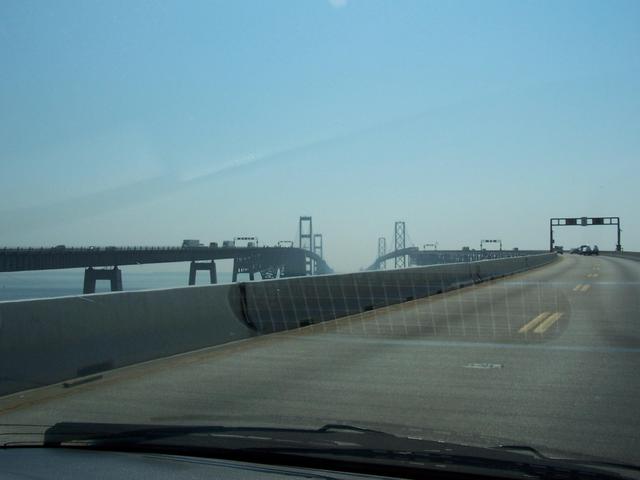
0,216,332,293
367,221,546,271
0,215,639,465
0,245,331,293
366,217,630,271
2,250,640,464
367,246,546,271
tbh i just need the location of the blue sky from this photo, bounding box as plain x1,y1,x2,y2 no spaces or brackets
1,0,638,271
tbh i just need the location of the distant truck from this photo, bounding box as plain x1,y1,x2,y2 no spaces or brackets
222,240,235,248
182,239,203,248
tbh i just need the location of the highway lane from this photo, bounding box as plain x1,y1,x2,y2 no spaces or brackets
1,254,639,465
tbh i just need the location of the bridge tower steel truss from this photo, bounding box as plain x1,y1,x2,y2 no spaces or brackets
299,216,314,275
394,221,406,268
313,234,323,275
378,237,387,269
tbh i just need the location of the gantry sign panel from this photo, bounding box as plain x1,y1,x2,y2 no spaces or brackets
549,217,621,252
480,239,502,250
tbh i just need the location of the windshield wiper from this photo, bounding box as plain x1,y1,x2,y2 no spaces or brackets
496,445,640,476
39,422,394,448
19,422,637,480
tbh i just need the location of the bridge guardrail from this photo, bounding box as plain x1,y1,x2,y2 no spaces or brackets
600,251,640,262
0,253,556,397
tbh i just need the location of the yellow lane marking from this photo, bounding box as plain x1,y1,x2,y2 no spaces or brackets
573,284,582,291
518,312,551,333
580,284,591,292
533,312,564,334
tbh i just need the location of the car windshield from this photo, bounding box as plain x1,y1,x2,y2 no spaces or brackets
1,0,639,474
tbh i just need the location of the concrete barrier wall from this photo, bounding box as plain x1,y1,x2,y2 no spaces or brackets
241,253,556,334
601,251,640,262
472,253,554,281
238,262,475,333
0,284,253,396
528,253,559,268
0,253,556,396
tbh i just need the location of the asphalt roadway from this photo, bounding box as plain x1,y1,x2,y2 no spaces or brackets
1,254,639,465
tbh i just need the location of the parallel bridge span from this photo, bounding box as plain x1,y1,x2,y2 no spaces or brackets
367,248,546,271
0,246,332,293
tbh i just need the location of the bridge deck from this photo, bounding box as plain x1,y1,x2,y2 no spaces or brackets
0,246,328,274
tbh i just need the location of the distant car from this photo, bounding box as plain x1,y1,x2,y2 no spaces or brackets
570,247,580,254
579,245,592,255
592,245,599,255
554,246,564,254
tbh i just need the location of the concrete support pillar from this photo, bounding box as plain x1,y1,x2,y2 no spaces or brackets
188,261,217,286
232,259,238,282
188,263,197,286
111,268,123,292
209,262,217,284
231,259,256,282
83,268,95,294
83,267,123,294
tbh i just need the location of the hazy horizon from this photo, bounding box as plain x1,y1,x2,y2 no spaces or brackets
1,0,638,272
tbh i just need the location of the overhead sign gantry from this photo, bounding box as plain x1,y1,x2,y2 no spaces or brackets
549,217,621,252
480,239,502,250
